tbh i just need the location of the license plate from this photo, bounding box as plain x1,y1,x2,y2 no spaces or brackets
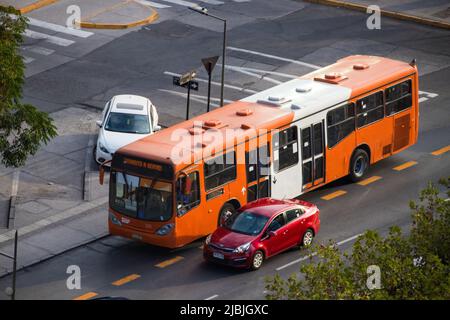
132,234,142,240
213,252,224,260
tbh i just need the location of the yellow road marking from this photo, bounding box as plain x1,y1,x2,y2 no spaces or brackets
73,292,98,300
112,274,140,286
431,145,450,156
357,176,382,186
155,256,184,268
321,190,347,200
393,161,418,171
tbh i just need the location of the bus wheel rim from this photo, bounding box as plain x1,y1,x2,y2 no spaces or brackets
221,210,233,225
354,157,365,176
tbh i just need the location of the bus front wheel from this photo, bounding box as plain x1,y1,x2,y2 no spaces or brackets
218,203,236,227
349,148,369,182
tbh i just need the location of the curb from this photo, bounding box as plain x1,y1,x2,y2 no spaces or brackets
304,0,450,30
17,0,58,14
75,1,159,30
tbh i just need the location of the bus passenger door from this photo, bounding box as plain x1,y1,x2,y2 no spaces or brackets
270,125,302,199
245,144,270,203
301,121,325,191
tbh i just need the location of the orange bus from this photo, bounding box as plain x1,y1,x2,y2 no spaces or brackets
100,55,419,248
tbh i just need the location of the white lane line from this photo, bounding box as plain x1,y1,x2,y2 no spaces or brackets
164,71,258,94
22,45,55,56
219,64,282,84
236,66,297,79
418,97,428,103
205,294,219,300
275,252,317,271
336,233,362,246
200,0,224,4
159,89,233,105
160,0,198,7
275,233,363,271
23,56,35,64
24,29,75,47
134,0,171,8
227,46,321,70
419,90,438,98
11,170,20,197
27,17,94,38
160,89,221,108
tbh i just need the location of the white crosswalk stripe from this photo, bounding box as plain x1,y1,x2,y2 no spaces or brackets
21,17,95,64
27,17,94,38
24,29,75,47
23,56,35,64
22,45,55,56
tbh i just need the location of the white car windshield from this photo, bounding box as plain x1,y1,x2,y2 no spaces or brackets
105,112,150,134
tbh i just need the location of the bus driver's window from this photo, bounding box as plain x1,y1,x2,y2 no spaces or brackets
176,172,200,216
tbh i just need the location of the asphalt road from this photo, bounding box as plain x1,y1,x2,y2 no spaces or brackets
1,0,449,300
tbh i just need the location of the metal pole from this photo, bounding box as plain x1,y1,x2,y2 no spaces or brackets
207,63,212,112
12,230,18,300
186,81,191,120
220,19,226,107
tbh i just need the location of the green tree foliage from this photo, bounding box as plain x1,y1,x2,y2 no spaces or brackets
265,178,450,300
0,6,57,167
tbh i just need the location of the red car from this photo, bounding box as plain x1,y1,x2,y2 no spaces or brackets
203,198,320,270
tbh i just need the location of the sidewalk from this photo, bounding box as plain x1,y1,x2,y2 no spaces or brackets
305,0,450,29
0,106,109,277
0,0,159,29
0,0,57,13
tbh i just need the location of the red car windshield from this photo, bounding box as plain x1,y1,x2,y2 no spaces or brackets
225,211,269,236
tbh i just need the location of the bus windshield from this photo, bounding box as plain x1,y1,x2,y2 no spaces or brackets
110,171,173,221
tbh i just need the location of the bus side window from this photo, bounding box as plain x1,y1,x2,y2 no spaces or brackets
356,91,384,128
385,80,412,116
176,172,200,215
204,151,237,191
327,103,355,148
273,126,299,172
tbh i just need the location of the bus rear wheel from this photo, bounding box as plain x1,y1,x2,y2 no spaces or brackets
218,203,236,227
349,148,369,182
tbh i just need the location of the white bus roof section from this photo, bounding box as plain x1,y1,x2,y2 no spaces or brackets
241,79,352,121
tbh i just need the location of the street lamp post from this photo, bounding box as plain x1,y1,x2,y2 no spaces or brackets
189,6,226,107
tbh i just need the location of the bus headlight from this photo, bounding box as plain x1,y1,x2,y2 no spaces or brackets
109,212,121,226
156,223,174,236
233,242,251,253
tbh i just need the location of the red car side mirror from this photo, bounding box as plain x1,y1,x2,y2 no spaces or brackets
268,231,277,238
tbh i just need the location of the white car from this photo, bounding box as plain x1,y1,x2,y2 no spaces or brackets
95,94,160,165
